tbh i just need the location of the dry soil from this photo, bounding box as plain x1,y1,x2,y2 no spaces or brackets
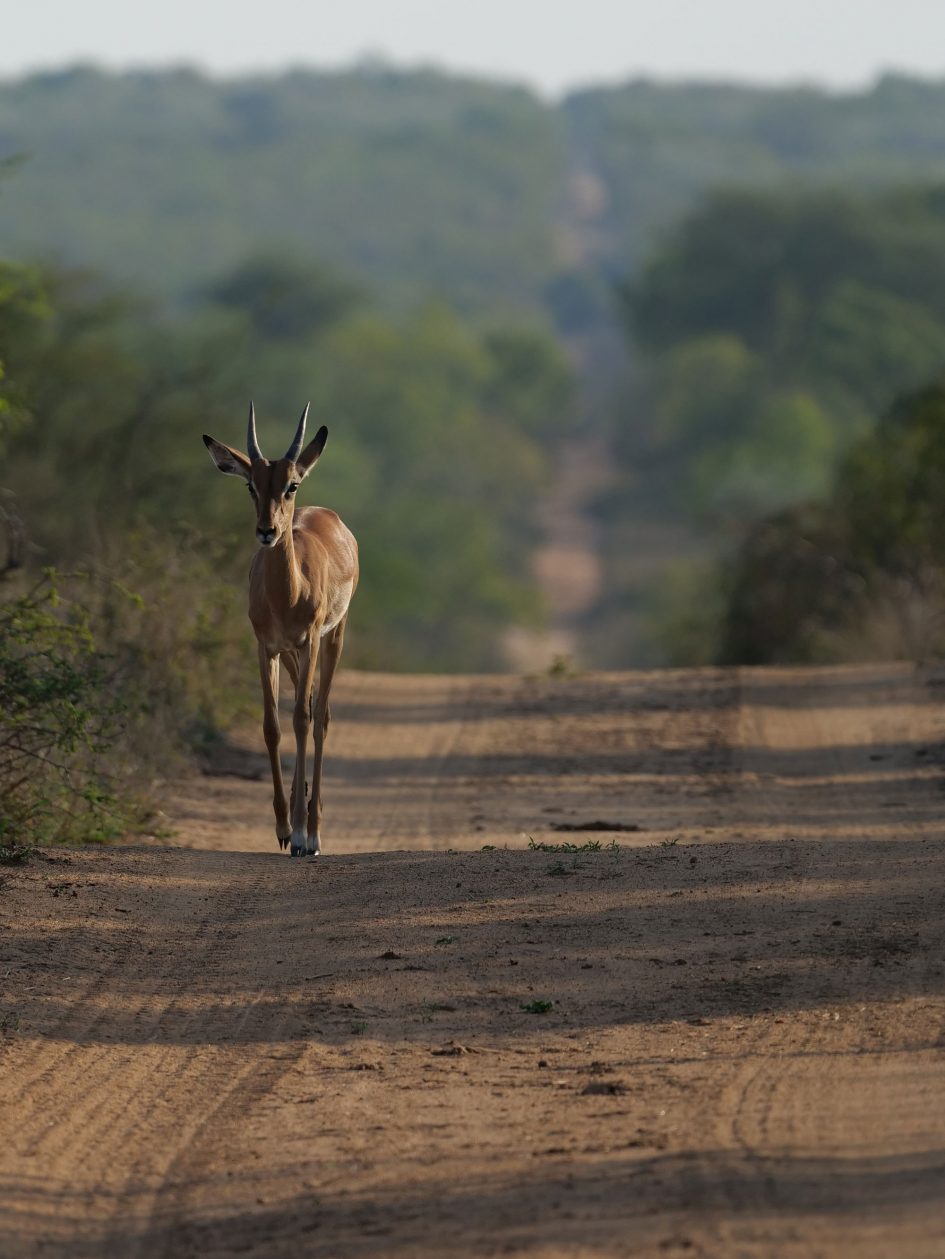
2,663,944,1257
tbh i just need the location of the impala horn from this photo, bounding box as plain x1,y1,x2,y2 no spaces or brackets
284,402,310,463
247,400,264,463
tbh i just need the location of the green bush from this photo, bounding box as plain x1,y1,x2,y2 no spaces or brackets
80,528,258,750
0,573,144,846
719,384,945,663
0,533,265,848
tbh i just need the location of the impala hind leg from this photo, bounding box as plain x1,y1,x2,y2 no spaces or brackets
281,651,308,819
308,616,346,852
259,645,290,848
289,640,320,857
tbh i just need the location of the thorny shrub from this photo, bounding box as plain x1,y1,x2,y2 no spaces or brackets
0,572,142,846
0,535,257,849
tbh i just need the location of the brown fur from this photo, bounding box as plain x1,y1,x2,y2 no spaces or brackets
203,423,358,856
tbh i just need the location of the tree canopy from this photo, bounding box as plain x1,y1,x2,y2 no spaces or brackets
721,384,945,664
621,185,945,522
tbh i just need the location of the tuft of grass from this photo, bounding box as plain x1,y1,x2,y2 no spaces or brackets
0,1012,20,1032
521,999,554,1014
349,1020,367,1036
0,842,31,866
547,654,577,678
528,836,620,854
660,836,681,849
435,935,457,946
547,861,573,878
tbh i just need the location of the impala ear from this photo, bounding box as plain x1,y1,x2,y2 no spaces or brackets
295,425,328,478
203,434,252,480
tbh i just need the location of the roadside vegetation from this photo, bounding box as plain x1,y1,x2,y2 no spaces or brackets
606,184,945,664
7,67,945,842
721,384,945,663
0,247,573,846
0,573,139,845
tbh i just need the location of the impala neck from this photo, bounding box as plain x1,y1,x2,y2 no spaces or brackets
264,517,303,606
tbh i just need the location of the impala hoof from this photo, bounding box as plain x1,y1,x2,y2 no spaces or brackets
289,830,320,857
288,829,313,857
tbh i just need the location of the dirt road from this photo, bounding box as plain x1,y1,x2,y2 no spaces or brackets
2,664,944,1257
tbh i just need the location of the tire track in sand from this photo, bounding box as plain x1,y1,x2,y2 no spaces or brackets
0,850,308,1257
691,666,945,1258
3,665,945,1258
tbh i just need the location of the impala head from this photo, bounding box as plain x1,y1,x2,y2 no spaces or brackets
203,403,328,547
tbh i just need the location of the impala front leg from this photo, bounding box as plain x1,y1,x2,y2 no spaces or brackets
290,639,320,857
308,615,346,853
259,645,290,849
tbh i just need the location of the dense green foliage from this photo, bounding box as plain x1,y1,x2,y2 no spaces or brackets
7,69,945,327
0,247,573,841
0,258,572,674
0,66,563,314
0,575,138,845
564,75,945,276
623,185,945,522
10,63,945,838
586,176,945,667
721,385,945,663
7,63,945,690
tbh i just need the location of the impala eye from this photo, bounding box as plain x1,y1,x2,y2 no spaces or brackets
285,484,299,497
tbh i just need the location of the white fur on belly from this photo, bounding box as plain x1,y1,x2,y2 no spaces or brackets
320,579,354,637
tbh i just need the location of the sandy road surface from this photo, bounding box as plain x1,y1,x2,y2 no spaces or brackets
2,664,945,1257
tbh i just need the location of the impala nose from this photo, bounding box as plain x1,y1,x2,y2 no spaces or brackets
257,527,277,546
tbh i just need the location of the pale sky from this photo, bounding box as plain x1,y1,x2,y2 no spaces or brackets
5,0,945,95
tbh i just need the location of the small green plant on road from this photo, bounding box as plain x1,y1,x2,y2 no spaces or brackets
528,836,620,853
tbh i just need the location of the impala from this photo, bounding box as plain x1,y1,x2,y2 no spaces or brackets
203,403,358,856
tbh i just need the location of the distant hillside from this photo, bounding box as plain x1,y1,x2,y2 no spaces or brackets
5,68,945,323
7,67,945,671
563,74,945,277
0,65,564,314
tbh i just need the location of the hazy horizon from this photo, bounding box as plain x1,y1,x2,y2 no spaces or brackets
4,54,944,101
6,1,945,97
